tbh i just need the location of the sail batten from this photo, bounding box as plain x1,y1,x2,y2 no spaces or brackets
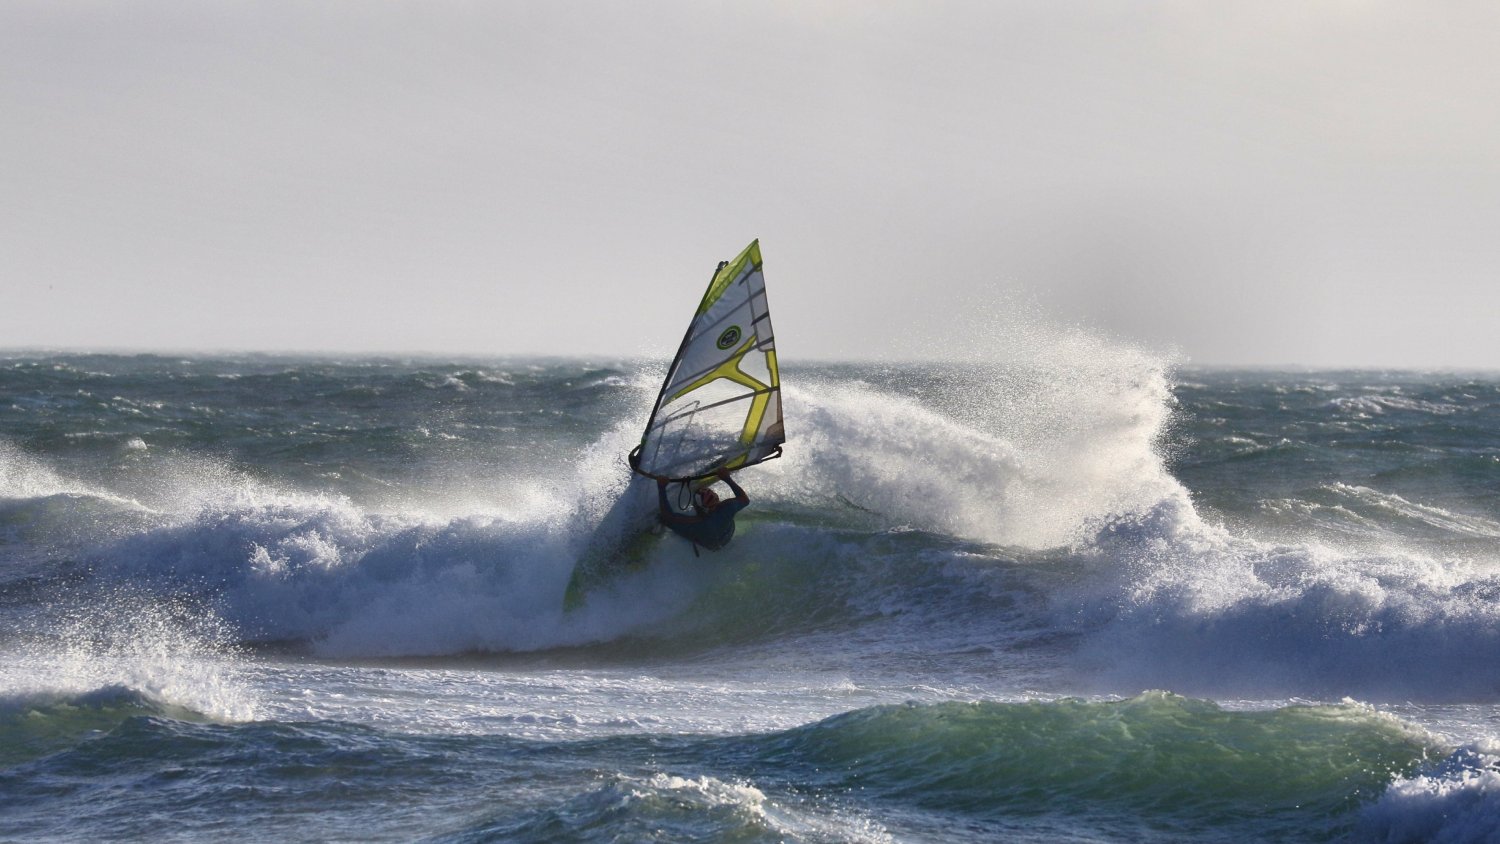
631,240,784,482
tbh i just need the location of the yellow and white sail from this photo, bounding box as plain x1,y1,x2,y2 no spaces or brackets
631,240,784,481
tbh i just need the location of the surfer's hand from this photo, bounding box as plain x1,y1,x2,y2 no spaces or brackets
656,477,668,488
715,467,732,479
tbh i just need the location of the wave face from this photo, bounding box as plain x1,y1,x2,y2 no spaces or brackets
0,692,1456,843
737,693,1435,839
4,351,1500,841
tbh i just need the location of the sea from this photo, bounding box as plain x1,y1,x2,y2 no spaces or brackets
2,337,1499,842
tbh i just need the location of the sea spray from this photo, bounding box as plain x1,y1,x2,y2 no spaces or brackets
1,584,261,744
765,323,1186,550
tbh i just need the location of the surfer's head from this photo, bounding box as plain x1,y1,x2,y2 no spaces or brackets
695,486,721,512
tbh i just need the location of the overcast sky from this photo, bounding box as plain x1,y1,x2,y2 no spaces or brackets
3,1,1497,367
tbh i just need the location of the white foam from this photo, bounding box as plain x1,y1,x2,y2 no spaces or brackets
1066,497,1500,701
1324,484,1500,540
606,772,895,843
1,590,262,722
1358,744,1500,844
62,368,723,657
1329,394,1462,417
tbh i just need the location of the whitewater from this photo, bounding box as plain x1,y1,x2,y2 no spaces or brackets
3,339,1500,842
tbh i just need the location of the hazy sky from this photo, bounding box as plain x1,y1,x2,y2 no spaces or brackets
3,1,1497,367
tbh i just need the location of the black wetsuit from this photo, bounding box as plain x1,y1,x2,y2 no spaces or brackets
659,476,749,550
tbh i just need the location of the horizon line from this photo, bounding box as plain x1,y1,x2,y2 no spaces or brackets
2,346,1497,374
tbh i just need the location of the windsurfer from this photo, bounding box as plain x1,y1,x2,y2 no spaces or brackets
657,468,749,551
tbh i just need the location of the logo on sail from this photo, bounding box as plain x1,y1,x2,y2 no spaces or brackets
716,326,742,350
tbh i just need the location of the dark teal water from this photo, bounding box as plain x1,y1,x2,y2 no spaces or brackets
2,352,1499,842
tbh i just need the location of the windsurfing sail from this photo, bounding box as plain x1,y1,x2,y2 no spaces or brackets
630,240,784,482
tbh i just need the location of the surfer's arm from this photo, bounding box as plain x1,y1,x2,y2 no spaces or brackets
717,468,749,505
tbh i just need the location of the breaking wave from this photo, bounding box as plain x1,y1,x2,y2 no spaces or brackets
2,343,1498,714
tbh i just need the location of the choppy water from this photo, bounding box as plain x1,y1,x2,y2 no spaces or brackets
2,343,1499,842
